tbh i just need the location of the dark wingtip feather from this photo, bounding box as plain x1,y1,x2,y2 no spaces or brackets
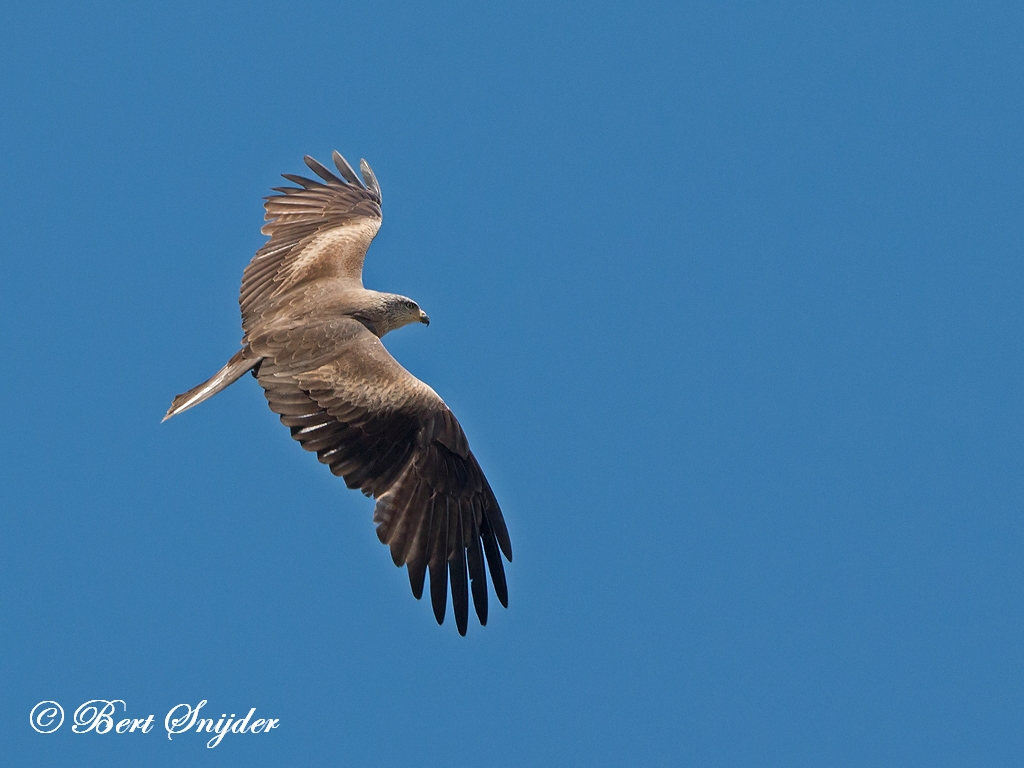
408,559,427,600
280,172,322,189
332,150,363,187
360,159,382,201
479,479,513,561
468,535,488,625
450,550,469,636
304,155,344,185
481,523,509,608
429,560,448,625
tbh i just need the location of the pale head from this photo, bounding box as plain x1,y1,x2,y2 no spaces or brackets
351,291,430,337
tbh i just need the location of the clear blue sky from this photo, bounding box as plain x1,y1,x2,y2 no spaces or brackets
2,1,1022,765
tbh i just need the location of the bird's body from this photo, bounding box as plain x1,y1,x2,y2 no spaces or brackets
165,152,511,635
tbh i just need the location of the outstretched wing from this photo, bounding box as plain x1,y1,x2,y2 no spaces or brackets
240,152,383,329
250,318,513,636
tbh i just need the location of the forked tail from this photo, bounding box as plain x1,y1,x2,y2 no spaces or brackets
162,349,259,422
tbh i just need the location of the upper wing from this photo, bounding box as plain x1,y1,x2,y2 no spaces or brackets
250,319,513,636
240,152,383,329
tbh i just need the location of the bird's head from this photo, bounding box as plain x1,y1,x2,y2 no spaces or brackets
369,293,429,336
397,296,429,327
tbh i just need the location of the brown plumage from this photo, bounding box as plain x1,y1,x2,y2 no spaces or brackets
164,152,512,635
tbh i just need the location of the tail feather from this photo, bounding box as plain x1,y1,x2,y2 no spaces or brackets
163,349,259,422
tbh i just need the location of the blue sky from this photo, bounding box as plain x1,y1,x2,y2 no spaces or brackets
2,1,1022,765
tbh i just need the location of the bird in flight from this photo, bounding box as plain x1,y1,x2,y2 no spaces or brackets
164,151,512,635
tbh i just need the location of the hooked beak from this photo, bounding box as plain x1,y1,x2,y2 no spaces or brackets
419,310,430,326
